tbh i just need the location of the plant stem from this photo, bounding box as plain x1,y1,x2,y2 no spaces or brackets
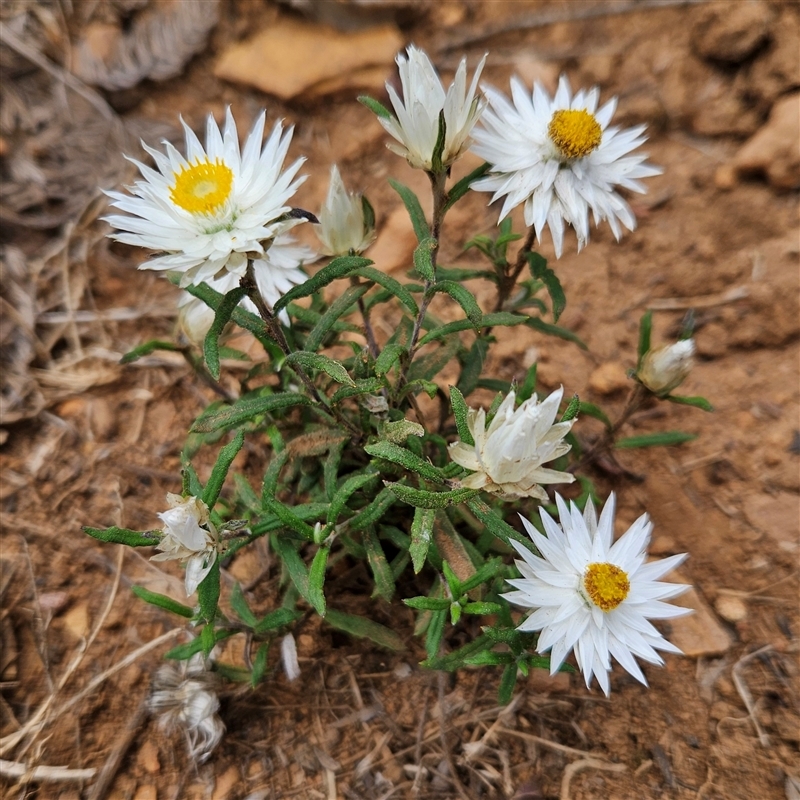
493,224,536,312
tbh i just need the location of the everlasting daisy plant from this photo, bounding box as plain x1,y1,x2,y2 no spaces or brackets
87,44,714,735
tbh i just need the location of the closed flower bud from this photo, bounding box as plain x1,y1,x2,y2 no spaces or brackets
638,339,695,396
316,165,375,256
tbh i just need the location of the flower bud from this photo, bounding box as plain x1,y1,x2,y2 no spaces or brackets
637,339,695,396
316,165,375,256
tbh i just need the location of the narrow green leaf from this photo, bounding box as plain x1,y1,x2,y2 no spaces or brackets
375,343,406,378
131,586,194,618
431,281,482,328
517,362,537,403
345,487,395,532
362,526,395,601
425,608,447,659
230,582,258,627
404,596,450,611
365,441,444,483
331,376,386,403
183,281,271,348
389,179,429,243
304,284,369,352
324,608,404,650
191,393,311,433
204,286,247,380
202,430,245,508
253,607,303,634
498,662,518,705
386,482,478,509
417,313,527,347
262,496,316,539
560,393,581,423
120,340,182,364
460,557,503,594
430,109,447,174
308,546,329,616
615,431,697,449
284,351,355,387
358,95,392,119
466,498,538,554
273,535,312,605
83,526,157,548
526,252,565,322
413,237,437,282
251,642,269,687
262,449,290,500
464,650,513,667
637,310,653,369
443,161,492,212
380,419,425,444
666,394,714,412
356,267,418,315
273,256,372,313
327,472,379,525
410,507,435,573
164,629,234,660
456,338,489,397
201,623,216,657
578,400,612,429
526,317,588,349
197,558,220,623
449,386,474,446
463,601,503,615
361,195,376,232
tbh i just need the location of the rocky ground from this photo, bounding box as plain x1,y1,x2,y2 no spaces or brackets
1,1,798,799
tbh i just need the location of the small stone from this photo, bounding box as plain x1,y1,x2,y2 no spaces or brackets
742,492,800,553
211,766,239,800
714,595,747,623
137,740,160,774
669,578,733,657
733,93,800,190
692,1,773,63
713,164,737,191
588,362,630,396
62,603,90,640
90,398,115,440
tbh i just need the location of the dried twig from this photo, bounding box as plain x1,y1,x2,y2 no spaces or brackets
0,759,97,783
560,758,626,800
731,645,772,747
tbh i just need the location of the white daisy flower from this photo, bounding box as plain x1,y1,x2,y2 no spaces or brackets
637,339,695,396
471,75,661,257
316,165,375,256
150,652,225,764
105,108,307,287
151,493,219,596
177,233,317,343
449,387,575,501
378,45,487,171
502,493,691,696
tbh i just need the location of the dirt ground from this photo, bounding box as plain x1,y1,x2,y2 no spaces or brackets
1,1,799,799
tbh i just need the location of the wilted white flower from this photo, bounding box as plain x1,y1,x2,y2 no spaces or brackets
377,45,487,171
316,165,375,256
177,233,317,343
151,494,219,596
449,387,575,501
503,493,691,696
281,633,301,682
471,75,661,257
150,652,224,764
637,339,695,396
105,108,307,287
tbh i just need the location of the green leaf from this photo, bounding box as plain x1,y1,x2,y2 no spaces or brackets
251,642,269,687
131,586,194,618
637,310,653,370
201,623,216,657
362,526,395,601
578,400,612,429
375,343,406,378
526,317,587,349
380,418,425,444
462,601,503,615
404,596,450,611
262,495,317,540
460,557,503,594
308,546,329,616
83,526,158,548
560,393,580,423
304,284,369,352
456,338,489,397
430,109,447,174
191,392,312,433
449,386,474,447
230,582,258,627
331,376,386,403
273,535,313,605
324,608,403,650
389,179,429,243
327,472,379,525
164,629,234,660
423,633,491,670
358,94,392,119
356,267,419,316
526,252,565,322
202,430,244,508
616,431,697,448
204,286,247,379
284,351,355,387
498,662,518,705
253,607,303,634
410,507,435,573
361,195,376,233
413,237,437,282
431,281,482,328
183,281,271,348
273,256,372,313
666,394,714,412
517,362,537,403
365,441,444,483
197,558,220,623
345,487,395,532
120,340,182,364
443,161,492,212
386,482,478,509
464,650,513,667
417,312,527,347
466,498,538,554
425,608,447,659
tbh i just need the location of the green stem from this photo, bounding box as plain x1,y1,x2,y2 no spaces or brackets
493,224,536,312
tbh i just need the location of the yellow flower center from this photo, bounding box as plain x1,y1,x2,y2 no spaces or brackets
548,109,602,160
583,562,630,612
170,159,233,215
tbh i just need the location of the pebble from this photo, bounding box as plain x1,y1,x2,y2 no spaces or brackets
214,16,401,100
714,595,747,623
137,740,160,774
692,1,773,63
733,93,800,190
62,603,90,640
669,581,733,658
588,362,630,396
713,164,737,191
742,491,800,553
211,766,240,800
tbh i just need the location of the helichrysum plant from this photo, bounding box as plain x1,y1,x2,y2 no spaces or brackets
87,46,711,761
